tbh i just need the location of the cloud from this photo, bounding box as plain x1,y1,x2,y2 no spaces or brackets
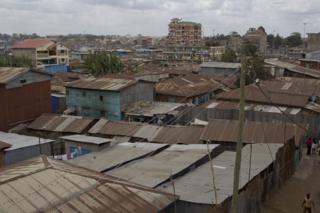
0,0,319,36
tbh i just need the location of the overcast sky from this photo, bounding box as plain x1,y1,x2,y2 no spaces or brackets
1,0,319,37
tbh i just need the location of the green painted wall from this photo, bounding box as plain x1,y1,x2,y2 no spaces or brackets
66,88,121,120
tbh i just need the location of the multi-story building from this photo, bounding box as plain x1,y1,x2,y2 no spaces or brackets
167,18,203,48
0,67,51,131
243,26,268,54
307,33,320,51
12,38,69,67
65,77,154,120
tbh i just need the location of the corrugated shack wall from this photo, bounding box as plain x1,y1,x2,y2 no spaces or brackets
4,143,53,165
176,107,317,136
207,141,296,213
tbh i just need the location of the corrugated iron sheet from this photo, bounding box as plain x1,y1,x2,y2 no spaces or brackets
90,120,143,137
0,156,176,212
28,113,95,133
152,126,204,144
201,119,303,144
155,74,223,97
66,77,138,91
0,67,28,84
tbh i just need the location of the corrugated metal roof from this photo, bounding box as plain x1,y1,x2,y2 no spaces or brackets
28,114,95,134
69,142,168,172
60,135,112,145
90,120,143,137
217,77,320,108
133,125,163,141
124,101,188,116
106,144,219,188
12,39,55,49
0,156,176,212
265,58,320,79
0,132,54,151
201,119,303,145
0,141,11,150
152,126,204,144
0,67,29,84
155,74,223,97
157,143,282,204
66,77,138,91
200,62,241,69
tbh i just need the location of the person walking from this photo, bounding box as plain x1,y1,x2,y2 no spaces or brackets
302,193,315,213
306,137,313,155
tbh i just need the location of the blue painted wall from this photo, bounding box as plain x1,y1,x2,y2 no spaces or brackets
66,88,122,120
44,64,69,74
51,96,59,113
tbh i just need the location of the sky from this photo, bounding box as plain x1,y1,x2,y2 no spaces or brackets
0,0,320,37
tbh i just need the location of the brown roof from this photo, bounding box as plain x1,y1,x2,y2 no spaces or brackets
155,74,223,98
0,141,11,150
0,156,176,212
12,38,55,49
94,120,143,137
217,77,320,108
28,113,96,133
152,126,204,144
201,119,304,145
66,77,139,91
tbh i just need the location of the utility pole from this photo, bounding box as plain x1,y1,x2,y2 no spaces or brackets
231,56,246,213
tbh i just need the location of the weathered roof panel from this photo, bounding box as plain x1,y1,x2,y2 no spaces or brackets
0,156,176,212
60,134,112,145
69,142,168,172
28,114,95,134
106,144,219,188
157,143,282,204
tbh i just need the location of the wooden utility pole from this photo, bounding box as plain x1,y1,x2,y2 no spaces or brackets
231,56,246,213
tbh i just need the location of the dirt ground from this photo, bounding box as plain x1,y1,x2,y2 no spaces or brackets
262,152,320,213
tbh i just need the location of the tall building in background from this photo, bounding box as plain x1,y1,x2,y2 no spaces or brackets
167,18,203,47
243,26,268,54
12,38,69,67
307,33,320,51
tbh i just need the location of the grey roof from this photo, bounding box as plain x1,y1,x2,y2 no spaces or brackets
0,67,50,84
60,134,112,145
69,142,168,172
0,156,176,212
0,132,54,151
157,143,283,204
200,62,241,69
106,144,220,188
133,125,163,141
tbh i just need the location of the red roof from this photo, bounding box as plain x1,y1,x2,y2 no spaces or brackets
12,39,55,49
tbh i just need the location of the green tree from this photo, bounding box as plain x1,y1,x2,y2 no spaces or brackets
84,51,124,76
221,48,237,62
0,55,32,67
284,32,302,47
239,44,271,85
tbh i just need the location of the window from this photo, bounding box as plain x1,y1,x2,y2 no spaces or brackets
99,95,104,102
20,79,26,84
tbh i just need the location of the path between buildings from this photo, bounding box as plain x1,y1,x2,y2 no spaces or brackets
262,153,320,213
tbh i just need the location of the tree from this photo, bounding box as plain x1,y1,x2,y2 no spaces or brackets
0,55,32,67
84,51,124,76
239,44,271,85
284,32,302,47
221,48,237,62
